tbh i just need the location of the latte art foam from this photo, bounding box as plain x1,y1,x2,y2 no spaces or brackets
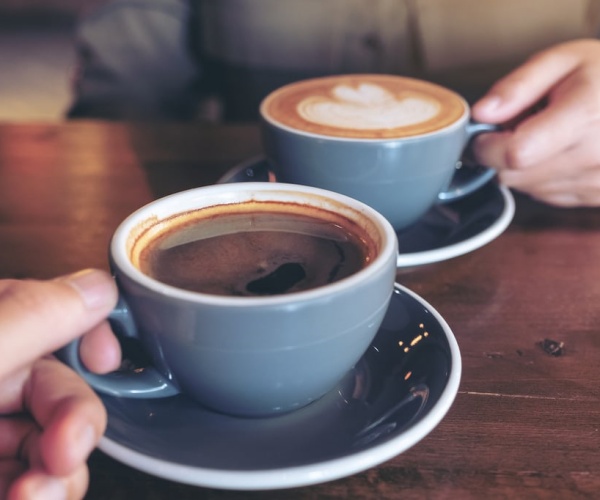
297,83,440,130
261,74,467,139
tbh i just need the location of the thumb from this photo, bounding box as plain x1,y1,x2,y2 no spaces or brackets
0,269,118,377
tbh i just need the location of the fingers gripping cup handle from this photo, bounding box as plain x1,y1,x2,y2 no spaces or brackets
437,122,499,203
57,296,179,398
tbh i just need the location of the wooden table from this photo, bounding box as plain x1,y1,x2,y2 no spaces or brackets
0,121,598,499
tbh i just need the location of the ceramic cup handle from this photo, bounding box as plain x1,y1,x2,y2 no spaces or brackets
56,296,179,398
437,122,499,203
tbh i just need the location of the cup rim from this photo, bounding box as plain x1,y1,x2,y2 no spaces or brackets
259,74,470,142
110,182,398,307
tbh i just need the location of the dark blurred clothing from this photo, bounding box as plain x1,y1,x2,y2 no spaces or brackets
68,0,600,122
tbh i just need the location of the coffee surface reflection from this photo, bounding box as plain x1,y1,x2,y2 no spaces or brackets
134,202,375,296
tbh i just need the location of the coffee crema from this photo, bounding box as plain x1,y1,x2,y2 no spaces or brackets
131,201,376,297
261,74,466,139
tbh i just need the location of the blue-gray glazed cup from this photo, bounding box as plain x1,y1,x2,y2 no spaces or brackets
260,74,497,231
59,183,398,417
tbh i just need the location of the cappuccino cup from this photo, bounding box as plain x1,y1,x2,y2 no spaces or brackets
59,183,398,417
260,74,497,230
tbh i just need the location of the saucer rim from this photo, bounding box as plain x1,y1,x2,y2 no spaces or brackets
98,283,462,491
396,184,514,267
217,156,515,269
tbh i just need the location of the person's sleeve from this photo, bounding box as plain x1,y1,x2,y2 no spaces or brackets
67,0,201,120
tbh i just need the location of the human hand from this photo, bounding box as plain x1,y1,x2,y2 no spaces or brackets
472,39,600,206
0,270,118,500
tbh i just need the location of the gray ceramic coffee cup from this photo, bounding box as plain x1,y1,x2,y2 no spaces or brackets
260,75,497,231
59,183,398,417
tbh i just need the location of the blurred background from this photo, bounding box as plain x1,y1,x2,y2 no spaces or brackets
0,0,106,121
1,0,597,122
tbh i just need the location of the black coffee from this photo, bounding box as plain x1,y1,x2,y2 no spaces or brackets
134,202,375,296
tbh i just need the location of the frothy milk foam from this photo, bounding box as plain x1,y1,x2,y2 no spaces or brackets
262,75,466,139
298,83,439,130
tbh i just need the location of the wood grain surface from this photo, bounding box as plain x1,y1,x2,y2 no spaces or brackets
0,122,597,499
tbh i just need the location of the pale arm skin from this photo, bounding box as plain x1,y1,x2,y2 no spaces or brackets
472,39,600,207
0,269,120,500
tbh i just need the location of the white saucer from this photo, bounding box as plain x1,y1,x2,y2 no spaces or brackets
98,284,461,491
217,157,515,268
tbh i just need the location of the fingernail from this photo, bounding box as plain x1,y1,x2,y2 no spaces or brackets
61,269,116,310
477,95,502,114
498,170,522,185
75,424,98,460
30,477,67,500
